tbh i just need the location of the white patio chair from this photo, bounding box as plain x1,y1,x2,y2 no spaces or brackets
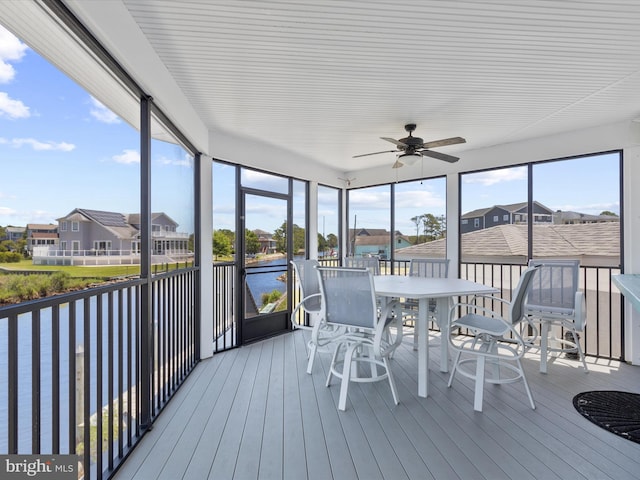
525,259,588,373
447,265,540,412
402,258,450,350
290,259,345,374
343,256,381,275
317,266,403,411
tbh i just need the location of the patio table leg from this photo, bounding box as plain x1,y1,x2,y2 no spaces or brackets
436,297,450,373
418,297,429,397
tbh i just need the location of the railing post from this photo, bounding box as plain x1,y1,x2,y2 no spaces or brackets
139,94,153,430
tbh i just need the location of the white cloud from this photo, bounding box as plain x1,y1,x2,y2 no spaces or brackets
395,189,445,209
89,96,120,124
0,206,17,216
463,166,527,186
8,138,75,151
0,25,28,84
0,91,30,119
157,153,193,167
113,149,140,164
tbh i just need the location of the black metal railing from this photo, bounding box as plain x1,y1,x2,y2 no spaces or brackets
0,267,199,480
290,259,623,360
460,262,623,360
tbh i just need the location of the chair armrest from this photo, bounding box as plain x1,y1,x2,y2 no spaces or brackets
290,292,322,330
470,294,509,307
374,299,403,357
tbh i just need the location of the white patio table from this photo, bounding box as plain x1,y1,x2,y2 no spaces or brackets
374,275,499,398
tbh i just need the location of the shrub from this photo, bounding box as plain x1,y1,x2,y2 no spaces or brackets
261,289,282,306
0,251,21,263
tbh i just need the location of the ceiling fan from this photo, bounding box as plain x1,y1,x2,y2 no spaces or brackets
353,124,466,168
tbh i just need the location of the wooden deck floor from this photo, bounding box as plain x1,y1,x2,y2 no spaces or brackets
114,330,640,480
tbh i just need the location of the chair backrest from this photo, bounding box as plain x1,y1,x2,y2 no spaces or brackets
343,256,380,275
509,265,542,325
291,259,321,312
409,258,450,278
526,259,580,315
317,267,378,329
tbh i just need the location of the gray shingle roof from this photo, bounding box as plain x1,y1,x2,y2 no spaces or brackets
396,223,620,263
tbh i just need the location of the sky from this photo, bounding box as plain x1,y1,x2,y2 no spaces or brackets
0,25,194,232
1,25,620,239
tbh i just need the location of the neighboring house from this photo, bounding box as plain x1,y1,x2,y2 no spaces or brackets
460,201,554,234
397,223,620,267
33,208,191,265
127,212,189,255
26,223,58,255
348,228,412,258
3,226,26,243
552,210,620,224
253,229,277,254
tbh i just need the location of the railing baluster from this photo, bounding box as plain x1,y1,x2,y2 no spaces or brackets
83,298,91,480
68,302,76,455
52,305,60,454
118,289,124,459
96,294,103,479
8,313,18,453
32,309,41,453
108,291,114,471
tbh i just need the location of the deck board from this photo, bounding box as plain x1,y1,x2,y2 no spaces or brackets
114,330,640,480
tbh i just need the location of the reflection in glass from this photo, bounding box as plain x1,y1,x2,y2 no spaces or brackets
241,168,288,194
393,178,447,260
460,166,528,264
318,185,340,259
347,185,390,259
151,130,195,267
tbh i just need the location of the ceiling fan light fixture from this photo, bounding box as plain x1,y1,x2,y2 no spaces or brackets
398,152,422,165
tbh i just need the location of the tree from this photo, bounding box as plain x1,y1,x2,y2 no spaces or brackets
293,224,305,253
600,210,618,217
422,213,445,242
245,229,261,254
273,222,305,253
273,222,286,253
410,215,423,244
327,233,338,249
212,230,232,259
217,229,235,252
317,233,328,253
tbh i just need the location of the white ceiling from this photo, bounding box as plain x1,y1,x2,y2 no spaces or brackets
22,1,640,179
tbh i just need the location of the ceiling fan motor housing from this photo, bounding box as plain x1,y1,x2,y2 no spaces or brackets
399,123,423,151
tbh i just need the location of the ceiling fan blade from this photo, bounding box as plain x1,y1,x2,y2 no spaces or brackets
352,149,398,158
421,136,466,149
392,160,404,169
381,137,407,148
421,150,459,163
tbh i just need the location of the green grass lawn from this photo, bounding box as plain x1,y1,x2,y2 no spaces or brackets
0,259,140,278
0,259,193,305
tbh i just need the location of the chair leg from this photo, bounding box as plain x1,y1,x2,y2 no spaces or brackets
473,355,486,412
447,350,462,387
383,357,399,405
326,342,343,387
306,342,317,374
338,343,360,411
517,358,536,409
540,321,550,374
570,329,589,373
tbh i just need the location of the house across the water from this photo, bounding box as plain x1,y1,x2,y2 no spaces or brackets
32,208,192,266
